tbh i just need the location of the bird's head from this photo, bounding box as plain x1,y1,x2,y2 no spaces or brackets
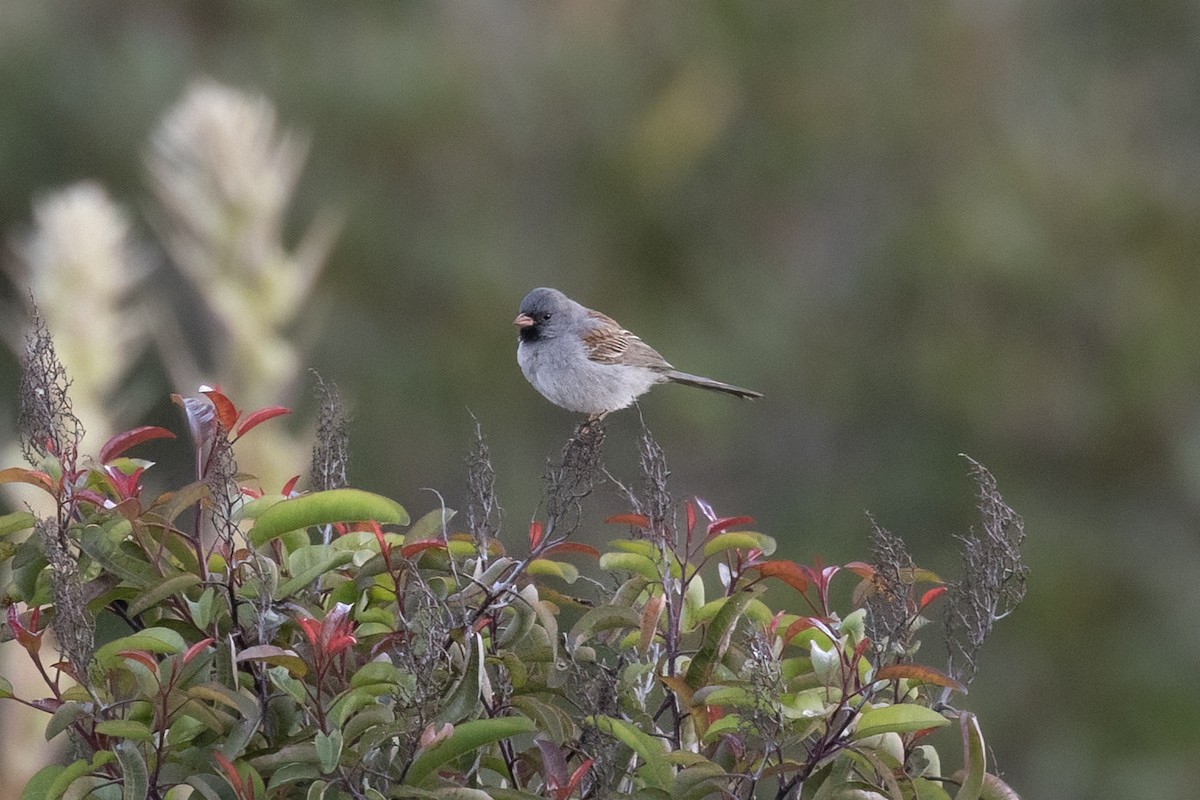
514,287,578,342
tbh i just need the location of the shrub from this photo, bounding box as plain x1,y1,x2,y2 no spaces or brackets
0,322,1024,799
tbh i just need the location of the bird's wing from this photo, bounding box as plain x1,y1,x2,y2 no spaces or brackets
582,309,673,371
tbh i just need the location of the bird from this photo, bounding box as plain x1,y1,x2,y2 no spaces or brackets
514,287,762,419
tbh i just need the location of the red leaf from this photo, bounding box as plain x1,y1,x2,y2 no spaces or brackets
843,561,875,580
540,541,600,559
183,637,215,664
874,663,968,694
707,515,755,537
753,560,811,594
297,616,322,648
920,586,948,609
236,405,291,438
200,388,240,432
561,757,595,799
326,633,357,655
605,513,651,529
99,426,176,464
400,539,447,559
212,752,245,795
281,475,301,496
0,467,53,491
783,617,816,643
529,520,544,549
118,650,160,672
686,501,696,534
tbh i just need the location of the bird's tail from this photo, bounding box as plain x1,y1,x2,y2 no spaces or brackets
666,371,762,400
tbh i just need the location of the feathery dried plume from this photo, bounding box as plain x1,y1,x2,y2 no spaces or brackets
309,373,350,492
146,78,338,401
637,419,672,542
35,518,94,680
7,183,146,451
18,308,83,468
146,78,340,488
543,420,606,538
863,514,916,661
465,417,501,548
945,457,1028,688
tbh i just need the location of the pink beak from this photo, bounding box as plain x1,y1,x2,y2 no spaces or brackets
514,313,534,328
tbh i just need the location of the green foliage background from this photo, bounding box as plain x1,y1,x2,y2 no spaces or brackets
0,3,1197,797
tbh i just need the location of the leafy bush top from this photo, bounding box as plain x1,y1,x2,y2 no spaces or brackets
0,325,1025,800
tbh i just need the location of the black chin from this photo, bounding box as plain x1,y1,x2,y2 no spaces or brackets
518,325,542,343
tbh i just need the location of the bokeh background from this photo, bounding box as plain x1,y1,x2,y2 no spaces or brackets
2,2,1199,798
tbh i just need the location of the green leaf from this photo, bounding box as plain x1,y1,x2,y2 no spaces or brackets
599,551,662,581
702,531,776,558
585,715,672,790
406,507,457,540
509,695,575,744
249,489,409,546
0,676,13,699
954,712,986,800
115,740,149,800
126,573,202,618
79,524,157,588
404,716,536,787
316,729,343,774
0,510,36,537
95,627,187,664
569,605,641,647
684,590,756,690
276,549,355,597
25,751,115,800
913,777,954,800
853,704,950,739
237,645,308,677
672,761,729,800
46,701,84,741
436,633,484,724
527,558,580,583
96,720,154,741
185,587,217,630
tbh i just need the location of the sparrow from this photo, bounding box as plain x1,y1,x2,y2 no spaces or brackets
514,287,762,418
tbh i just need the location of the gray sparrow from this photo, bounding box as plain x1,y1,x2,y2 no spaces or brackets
514,287,761,418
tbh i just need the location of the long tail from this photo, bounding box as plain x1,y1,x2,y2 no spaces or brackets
666,370,762,400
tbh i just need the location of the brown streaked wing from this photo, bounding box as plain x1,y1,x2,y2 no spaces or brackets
583,309,673,370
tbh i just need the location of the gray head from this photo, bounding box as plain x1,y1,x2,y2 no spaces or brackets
514,287,583,342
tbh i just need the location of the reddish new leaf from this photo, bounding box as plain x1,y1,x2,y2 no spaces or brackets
99,426,176,464
686,501,696,534
874,663,968,694
843,561,875,580
605,513,651,529
920,586,948,609
560,757,595,800
212,751,245,795
236,405,291,438
183,637,215,664
200,388,240,432
540,541,600,559
281,475,301,496
400,539,447,559
118,650,160,672
0,467,53,491
529,520,544,549
753,560,811,594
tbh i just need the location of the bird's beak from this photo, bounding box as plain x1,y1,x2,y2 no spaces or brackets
514,313,534,328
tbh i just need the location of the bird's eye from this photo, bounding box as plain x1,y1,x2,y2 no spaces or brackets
541,313,552,321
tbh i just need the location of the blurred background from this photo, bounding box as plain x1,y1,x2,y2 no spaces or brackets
1,2,1198,798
